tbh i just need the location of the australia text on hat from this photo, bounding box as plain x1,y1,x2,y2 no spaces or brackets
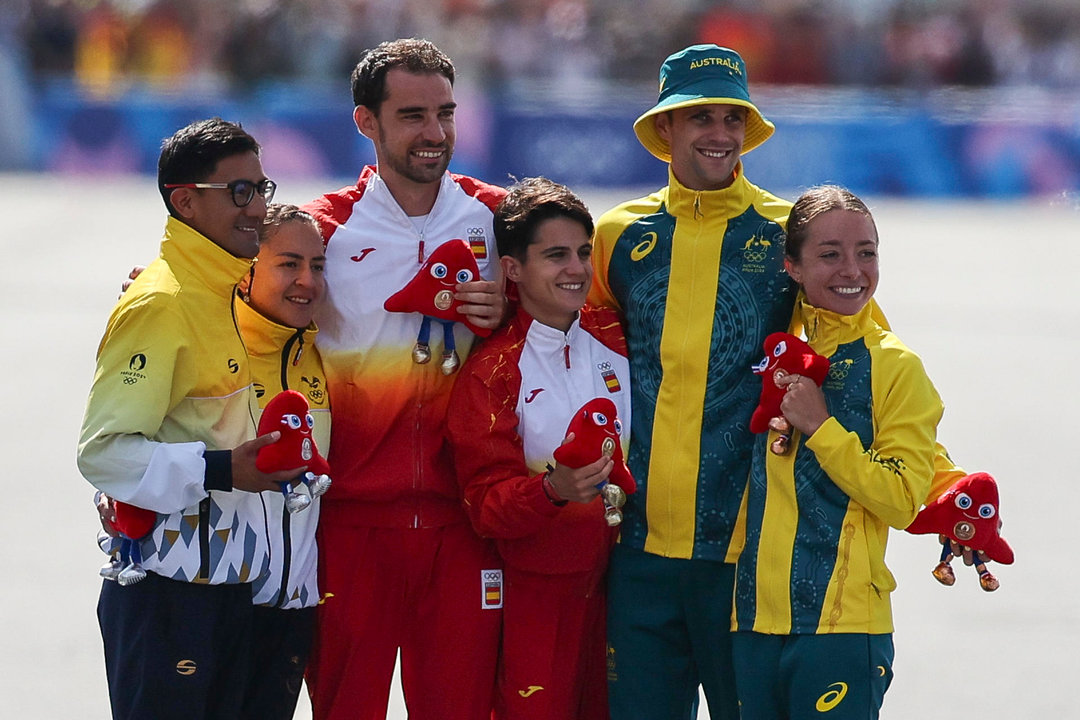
688,56,743,75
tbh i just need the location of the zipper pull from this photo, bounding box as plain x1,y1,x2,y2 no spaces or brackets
418,238,425,264
292,334,304,366
564,343,571,370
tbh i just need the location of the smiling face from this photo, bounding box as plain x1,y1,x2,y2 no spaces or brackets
171,151,269,259
247,219,326,329
356,68,456,190
785,209,879,316
502,215,593,333
654,103,747,191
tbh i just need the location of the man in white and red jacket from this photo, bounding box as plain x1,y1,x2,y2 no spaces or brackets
301,39,507,720
448,177,631,720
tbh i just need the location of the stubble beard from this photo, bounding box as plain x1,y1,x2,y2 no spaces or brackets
382,141,453,186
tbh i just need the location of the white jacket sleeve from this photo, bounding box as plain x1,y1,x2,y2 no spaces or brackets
78,433,209,512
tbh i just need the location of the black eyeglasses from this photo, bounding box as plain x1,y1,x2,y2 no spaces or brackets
163,178,277,207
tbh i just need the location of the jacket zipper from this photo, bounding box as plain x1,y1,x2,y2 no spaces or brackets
273,329,305,606
273,505,294,608
385,176,437,530
413,226,429,528
198,497,211,580
281,329,304,390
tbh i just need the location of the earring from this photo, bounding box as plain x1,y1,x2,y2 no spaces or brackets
239,262,256,302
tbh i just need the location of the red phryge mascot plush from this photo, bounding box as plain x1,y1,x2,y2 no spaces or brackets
906,471,1013,591
750,332,830,454
384,239,492,375
256,390,332,513
100,501,157,586
553,397,636,526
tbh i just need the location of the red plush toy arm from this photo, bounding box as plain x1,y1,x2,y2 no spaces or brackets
608,456,636,495
307,453,331,477
552,423,592,467
805,354,831,386
750,384,784,434
985,533,1015,565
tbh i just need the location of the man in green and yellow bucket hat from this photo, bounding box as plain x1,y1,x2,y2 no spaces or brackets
587,44,793,720
633,44,775,168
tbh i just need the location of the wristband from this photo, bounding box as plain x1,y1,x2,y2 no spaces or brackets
542,471,568,507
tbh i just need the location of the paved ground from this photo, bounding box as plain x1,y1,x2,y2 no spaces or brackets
3,173,1075,718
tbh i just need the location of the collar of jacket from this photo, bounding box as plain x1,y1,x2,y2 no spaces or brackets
511,303,583,348
365,164,455,225
159,216,254,300
234,291,318,357
663,161,757,220
796,291,879,358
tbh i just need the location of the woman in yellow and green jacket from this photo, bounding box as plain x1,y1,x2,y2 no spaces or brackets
733,186,944,720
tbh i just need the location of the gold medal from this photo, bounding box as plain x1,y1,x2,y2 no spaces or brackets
434,290,453,311
602,437,615,457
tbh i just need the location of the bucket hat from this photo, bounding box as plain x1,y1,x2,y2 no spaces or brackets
634,45,774,162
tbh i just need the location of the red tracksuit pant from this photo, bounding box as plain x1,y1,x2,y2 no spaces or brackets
307,522,502,720
496,567,609,720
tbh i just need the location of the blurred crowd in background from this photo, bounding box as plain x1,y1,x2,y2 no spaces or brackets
7,0,1080,94
2,0,1077,196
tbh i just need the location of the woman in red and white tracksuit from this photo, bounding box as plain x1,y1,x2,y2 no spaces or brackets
448,177,631,720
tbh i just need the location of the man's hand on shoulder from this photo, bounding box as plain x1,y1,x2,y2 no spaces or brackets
120,265,147,297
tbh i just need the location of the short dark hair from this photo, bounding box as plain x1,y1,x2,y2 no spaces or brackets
351,38,455,112
494,177,594,262
157,117,261,217
784,185,876,260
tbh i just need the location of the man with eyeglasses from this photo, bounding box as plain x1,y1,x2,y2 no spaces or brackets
78,117,302,719
163,177,278,214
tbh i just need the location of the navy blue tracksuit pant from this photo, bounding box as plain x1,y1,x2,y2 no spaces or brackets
98,572,253,720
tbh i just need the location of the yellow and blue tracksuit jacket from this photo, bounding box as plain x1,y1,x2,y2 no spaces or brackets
235,297,330,609
79,217,268,585
733,297,942,635
589,164,795,562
